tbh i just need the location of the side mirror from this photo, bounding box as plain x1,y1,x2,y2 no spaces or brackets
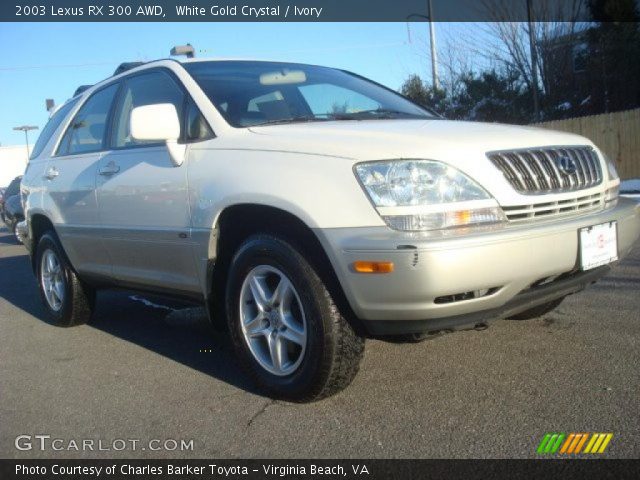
130,103,186,166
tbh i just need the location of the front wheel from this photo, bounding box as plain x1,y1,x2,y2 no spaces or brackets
226,234,365,402
35,232,95,327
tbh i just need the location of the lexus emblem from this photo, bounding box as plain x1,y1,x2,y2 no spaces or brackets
556,155,577,175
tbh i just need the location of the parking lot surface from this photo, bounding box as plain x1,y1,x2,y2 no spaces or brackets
1,226,639,458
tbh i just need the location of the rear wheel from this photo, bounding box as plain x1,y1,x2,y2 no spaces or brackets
35,232,95,327
508,297,565,320
226,234,365,402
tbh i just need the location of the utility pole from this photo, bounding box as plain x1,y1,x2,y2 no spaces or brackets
428,0,439,90
527,0,541,121
13,125,38,162
407,2,439,90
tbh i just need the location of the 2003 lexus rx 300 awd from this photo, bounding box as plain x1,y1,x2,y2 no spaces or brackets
21,58,640,401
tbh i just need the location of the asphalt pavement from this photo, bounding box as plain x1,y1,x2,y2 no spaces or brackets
1,226,638,459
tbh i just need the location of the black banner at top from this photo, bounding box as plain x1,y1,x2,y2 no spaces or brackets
3,0,639,22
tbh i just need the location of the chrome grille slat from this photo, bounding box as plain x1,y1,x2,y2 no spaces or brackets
532,151,561,189
523,151,550,190
487,146,603,194
514,152,541,190
576,148,592,183
569,148,586,185
502,192,605,223
543,149,568,189
498,153,526,191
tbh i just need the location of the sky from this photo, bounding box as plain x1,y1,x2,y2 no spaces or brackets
0,22,484,147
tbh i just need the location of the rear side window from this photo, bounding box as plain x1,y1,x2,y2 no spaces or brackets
29,98,79,160
57,83,119,156
111,71,185,148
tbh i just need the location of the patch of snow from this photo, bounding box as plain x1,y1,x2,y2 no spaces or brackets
129,295,176,311
620,179,640,193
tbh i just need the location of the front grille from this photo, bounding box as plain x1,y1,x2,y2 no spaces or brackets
502,192,605,222
487,146,603,194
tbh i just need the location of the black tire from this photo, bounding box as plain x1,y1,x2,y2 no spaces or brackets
508,297,565,320
226,234,365,402
35,231,95,327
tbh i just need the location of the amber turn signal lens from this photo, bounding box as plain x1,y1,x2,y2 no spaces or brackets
353,261,394,273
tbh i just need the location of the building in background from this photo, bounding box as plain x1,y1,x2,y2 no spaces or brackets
0,145,31,187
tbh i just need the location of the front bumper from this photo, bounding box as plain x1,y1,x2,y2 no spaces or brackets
315,197,640,334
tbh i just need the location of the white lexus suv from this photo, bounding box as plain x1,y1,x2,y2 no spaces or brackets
21,58,640,401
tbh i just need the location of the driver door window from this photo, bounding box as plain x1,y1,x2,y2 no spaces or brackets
110,71,185,148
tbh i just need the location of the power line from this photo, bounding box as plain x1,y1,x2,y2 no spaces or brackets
0,41,407,71
0,61,125,71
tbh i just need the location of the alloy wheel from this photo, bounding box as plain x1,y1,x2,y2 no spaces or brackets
40,249,65,312
239,265,307,376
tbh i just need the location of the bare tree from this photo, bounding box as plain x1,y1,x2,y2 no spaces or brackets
480,0,587,98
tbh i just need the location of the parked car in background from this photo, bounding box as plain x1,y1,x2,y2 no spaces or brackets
0,175,22,226
0,188,5,220
4,194,25,244
19,58,640,401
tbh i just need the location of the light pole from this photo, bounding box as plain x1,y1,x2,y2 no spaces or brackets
407,1,439,91
527,0,541,121
12,125,38,162
427,0,439,90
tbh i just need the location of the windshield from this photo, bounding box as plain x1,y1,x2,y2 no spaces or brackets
183,61,435,127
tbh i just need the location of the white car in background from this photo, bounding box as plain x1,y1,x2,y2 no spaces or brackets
20,58,640,401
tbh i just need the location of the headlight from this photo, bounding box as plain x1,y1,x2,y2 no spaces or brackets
355,160,505,231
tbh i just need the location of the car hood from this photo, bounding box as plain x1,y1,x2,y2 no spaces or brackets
247,119,593,161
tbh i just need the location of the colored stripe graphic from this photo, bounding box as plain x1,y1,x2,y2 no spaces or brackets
560,433,576,454
537,434,552,454
537,433,613,454
573,433,589,453
597,434,613,453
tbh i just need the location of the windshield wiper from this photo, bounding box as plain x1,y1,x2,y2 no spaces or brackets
254,116,327,126
330,109,422,120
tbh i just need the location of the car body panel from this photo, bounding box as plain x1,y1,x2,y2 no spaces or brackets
18,58,640,333
96,146,200,292
41,152,111,276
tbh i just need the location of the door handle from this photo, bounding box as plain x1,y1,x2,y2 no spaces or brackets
98,161,120,176
44,166,59,180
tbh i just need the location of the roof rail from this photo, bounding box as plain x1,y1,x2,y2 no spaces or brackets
113,61,145,76
73,85,92,97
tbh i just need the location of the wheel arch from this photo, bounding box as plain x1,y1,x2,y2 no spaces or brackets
206,203,361,333
28,213,57,272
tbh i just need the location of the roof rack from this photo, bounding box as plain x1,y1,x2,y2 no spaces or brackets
73,85,92,97
113,61,145,76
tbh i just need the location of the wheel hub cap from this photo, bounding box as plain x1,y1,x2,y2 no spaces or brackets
239,265,307,376
40,249,65,312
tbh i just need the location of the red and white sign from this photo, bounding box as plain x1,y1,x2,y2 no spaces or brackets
580,222,618,270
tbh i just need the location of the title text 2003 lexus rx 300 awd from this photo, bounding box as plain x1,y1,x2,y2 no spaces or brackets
20,58,640,401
